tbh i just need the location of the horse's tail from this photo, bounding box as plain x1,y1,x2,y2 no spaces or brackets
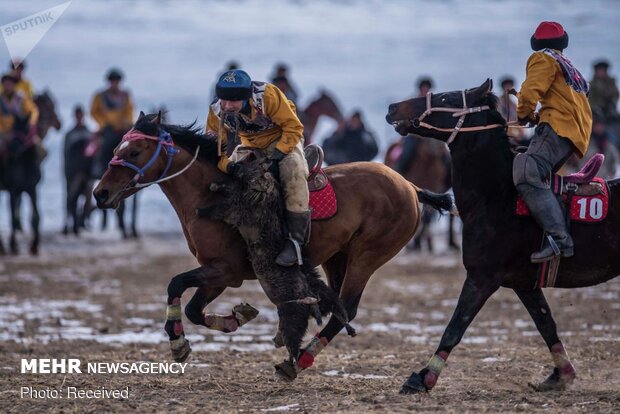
414,185,457,216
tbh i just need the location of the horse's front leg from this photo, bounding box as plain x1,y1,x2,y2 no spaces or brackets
27,188,40,255
184,287,259,334
400,276,498,394
514,288,576,391
164,264,253,362
9,192,20,255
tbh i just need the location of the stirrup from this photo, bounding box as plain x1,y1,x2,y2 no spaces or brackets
288,237,303,266
547,234,560,256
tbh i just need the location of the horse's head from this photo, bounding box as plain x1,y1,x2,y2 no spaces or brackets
386,79,503,144
93,111,171,209
34,91,62,137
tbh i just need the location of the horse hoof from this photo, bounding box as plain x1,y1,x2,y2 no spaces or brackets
528,368,575,392
399,372,428,395
170,338,192,363
30,245,39,256
274,360,298,382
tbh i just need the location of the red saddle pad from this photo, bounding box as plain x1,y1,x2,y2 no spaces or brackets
516,177,609,223
309,176,337,220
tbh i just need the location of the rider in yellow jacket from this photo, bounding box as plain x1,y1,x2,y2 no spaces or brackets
205,69,309,267
514,21,592,263
90,68,134,133
0,72,38,134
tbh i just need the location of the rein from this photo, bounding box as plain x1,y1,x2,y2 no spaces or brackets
109,129,200,190
410,90,505,145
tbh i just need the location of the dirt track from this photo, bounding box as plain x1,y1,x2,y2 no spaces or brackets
0,232,619,413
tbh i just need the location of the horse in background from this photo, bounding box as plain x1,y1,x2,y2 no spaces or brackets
385,137,459,251
34,91,62,139
63,127,95,235
2,114,42,255
299,90,344,146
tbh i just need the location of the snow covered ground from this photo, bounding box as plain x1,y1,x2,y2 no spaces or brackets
0,0,618,234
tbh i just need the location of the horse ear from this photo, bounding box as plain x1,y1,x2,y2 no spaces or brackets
138,110,146,120
470,79,493,103
155,111,162,125
482,78,493,93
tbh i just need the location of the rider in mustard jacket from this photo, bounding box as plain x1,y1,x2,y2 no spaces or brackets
514,21,592,263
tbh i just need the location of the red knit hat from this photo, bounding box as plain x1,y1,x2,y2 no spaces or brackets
531,21,569,51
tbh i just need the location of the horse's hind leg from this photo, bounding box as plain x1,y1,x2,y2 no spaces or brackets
130,194,139,238
27,188,40,255
514,288,575,391
9,192,20,254
277,253,367,379
116,200,128,238
400,276,498,394
448,214,460,251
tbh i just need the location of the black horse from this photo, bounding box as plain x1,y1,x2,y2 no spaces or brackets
3,114,41,255
63,128,95,235
386,79,620,393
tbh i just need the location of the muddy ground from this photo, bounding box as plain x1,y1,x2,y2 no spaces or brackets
0,232,619,413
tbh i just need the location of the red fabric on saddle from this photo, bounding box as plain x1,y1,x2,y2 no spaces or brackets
309,172,337,220
516,177,609,223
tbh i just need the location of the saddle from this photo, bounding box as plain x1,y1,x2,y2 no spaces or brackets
516,153,609,224
516,154,609,288
304,145,338,220
236,145,338,221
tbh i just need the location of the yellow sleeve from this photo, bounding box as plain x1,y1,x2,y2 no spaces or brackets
90,93,106,129
517,52,557,120
22,96,38,126
206,108,230,173
123,92,134,128
263,83,304,154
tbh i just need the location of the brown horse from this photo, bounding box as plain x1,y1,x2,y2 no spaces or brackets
34,91,62,139
385,137,458,251
299,90,344,145
93,112,452,379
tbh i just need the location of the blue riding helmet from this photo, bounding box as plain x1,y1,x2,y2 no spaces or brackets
216,69,252,101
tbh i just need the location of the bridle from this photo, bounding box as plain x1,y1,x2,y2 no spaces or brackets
409,90,505,145
109,128,200,190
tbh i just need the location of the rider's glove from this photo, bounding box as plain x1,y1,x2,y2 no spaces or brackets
227,162,246,178
269,149,286,162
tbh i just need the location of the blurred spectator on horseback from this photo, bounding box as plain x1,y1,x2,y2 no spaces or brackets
64,105,91,160
271,63,299,104
394,76,441,175
323,110,378,165
63,105,95,234
90,68,134,177
0,72,39,160
0,59,34,98
566,109,619,179
588,59,619,122
498,76,529,143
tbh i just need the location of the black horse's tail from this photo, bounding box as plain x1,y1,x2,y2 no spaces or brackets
414,185,456,215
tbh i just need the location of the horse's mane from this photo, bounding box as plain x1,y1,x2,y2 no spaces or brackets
134,114,219,164
163,122,220,164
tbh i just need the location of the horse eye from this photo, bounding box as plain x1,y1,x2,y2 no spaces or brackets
129,150,140,158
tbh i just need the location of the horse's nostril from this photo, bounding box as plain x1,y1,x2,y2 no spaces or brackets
94,189,109,203
388,104,398,116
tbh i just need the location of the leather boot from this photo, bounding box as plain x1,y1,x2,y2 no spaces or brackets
517,184,574,263
275,210,311,267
